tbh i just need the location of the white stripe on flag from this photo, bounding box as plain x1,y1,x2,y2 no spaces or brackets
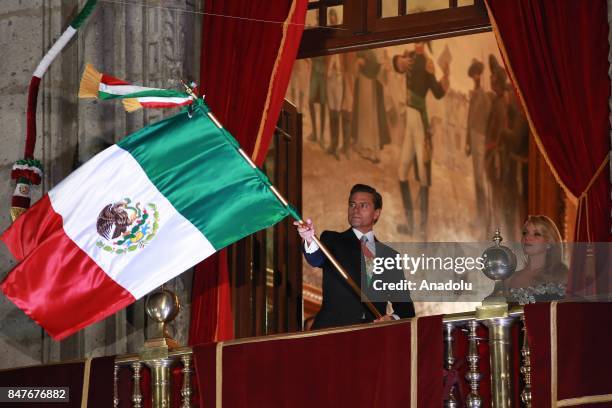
99,83,161,95
136,96,193,104
49,144,215,299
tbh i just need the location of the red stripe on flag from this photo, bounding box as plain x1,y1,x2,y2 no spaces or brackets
100,73,131,86
2,193,61,262
140,100,193,109
0,195,135,340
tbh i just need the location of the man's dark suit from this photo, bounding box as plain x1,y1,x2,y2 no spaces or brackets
305,228,415,329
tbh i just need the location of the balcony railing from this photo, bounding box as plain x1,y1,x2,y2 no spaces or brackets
111,302,528,408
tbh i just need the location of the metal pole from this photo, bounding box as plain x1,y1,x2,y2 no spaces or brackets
484,317,514,408
520,316,532,407
146,359,173,408
207,110,383,320
180,354,193,408
131,361,143,408
465,320,483,408
444,322,458,408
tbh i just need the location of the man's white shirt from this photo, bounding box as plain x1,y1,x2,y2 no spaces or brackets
304,228,375,254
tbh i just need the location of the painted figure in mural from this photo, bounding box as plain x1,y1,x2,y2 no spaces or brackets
340,52,356,159
379,48,406,148
288,58,309,113
465,58,492,236
393,42,450,237
308,56,327,146
501,89,529,234
325,9,343,160
485,55,509,231
505,215,567,304
327,52,343,160
350,49,390,164
294,184,415,329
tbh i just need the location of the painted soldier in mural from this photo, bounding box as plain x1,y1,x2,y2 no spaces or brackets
327,51,343,160
340,52,356,159
288,58,309,113
393,42,450,237
465,58,492,236
501,86,530,232
325,9,345,160
308,56,327,146
485,54,509,231
351,49,390,164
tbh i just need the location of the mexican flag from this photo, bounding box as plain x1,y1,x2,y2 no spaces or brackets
0,101,293,340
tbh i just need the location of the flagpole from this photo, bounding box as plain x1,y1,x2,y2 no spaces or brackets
307,234,383,319
203,109,383,320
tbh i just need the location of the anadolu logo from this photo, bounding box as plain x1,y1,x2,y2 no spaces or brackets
95,198,159,254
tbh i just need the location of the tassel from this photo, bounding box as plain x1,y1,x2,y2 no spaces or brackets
10,207,27,222
78,63,103,98
10,180,32,221
122,98,143,112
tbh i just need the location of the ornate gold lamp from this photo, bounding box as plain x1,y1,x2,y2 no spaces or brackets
140,287,182,408
477,228,517,318
144,288,181,350
477,229,517,408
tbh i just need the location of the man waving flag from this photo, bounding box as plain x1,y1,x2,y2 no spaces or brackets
1,98,295,340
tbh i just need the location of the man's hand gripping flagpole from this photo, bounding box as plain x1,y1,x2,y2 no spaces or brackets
293,219,383,320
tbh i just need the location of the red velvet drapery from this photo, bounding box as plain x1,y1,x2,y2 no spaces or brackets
188,0,307,345
485,0,611,295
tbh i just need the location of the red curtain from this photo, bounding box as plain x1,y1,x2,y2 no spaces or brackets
485,0,611,295
188,0,307,345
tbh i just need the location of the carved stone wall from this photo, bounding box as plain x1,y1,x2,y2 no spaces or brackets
0,0,201,369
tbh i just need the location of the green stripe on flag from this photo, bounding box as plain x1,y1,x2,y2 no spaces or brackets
98,89,188,100
117,103,289,250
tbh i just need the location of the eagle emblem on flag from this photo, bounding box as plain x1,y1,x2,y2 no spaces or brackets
95,198,159,254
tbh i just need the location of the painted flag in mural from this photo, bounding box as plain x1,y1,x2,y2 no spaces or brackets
0,101,294,340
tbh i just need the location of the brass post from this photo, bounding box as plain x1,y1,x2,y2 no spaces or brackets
113,364,119,408
465,320,483,408
444,322,458,408
146,359,173,408
520,316,532,407
484,317,514,408
180,354,193,408
131,361,143,408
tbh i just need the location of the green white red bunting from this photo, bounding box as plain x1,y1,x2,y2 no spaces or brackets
79,64,195,112
11,0,98,221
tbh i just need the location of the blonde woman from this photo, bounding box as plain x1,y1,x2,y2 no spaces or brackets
505,215,568,304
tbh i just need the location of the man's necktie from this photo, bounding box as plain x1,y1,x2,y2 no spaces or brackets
361,236,375,286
